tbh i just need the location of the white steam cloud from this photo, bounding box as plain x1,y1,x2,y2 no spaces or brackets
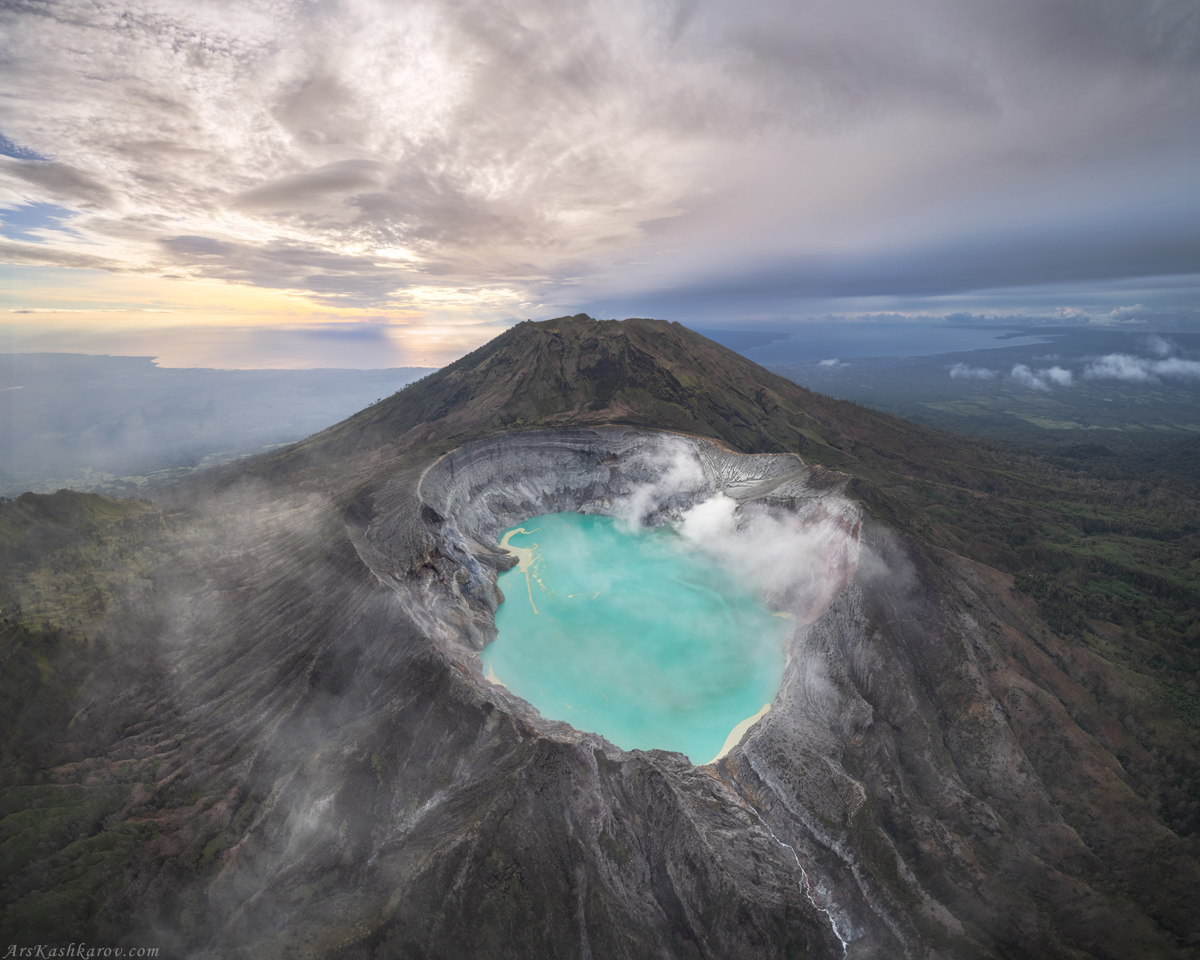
611,447,708,529
606,442,861,626
677,493,860,625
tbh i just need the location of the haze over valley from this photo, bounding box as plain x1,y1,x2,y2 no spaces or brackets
0,355,432,496
6,321,1198,498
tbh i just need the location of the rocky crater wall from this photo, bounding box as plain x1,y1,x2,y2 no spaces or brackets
417,426,853,543
342,426,926,956
391,425,860,678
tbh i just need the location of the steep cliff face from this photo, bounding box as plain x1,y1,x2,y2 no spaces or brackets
3,319,1198,958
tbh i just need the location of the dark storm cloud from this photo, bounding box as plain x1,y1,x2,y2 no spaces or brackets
590,204,1200,316
0,0,1196,317
0,237,118,270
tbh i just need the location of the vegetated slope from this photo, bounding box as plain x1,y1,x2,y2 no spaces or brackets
0,491,161,783
0,316,1197,957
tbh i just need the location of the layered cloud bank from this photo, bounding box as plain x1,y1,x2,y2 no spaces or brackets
2,0,1198,342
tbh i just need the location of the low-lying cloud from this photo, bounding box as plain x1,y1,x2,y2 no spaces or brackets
1089,304,1152,327
949,363,995,379
1085,353,1200,383
1011,363,1073,391
1143,334,1175,358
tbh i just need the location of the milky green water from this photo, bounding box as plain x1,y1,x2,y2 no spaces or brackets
482,513,790,764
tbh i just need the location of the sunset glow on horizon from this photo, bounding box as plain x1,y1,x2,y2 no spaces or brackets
2,265,512,367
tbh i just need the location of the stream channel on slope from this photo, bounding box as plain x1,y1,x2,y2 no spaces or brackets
481,512,791,764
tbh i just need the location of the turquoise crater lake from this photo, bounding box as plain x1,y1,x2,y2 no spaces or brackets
482,512,791,764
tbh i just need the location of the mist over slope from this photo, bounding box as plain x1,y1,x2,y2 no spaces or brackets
1,317,1198,958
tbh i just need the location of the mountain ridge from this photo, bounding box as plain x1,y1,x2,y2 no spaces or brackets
241,315,1011,517
284,314,847,462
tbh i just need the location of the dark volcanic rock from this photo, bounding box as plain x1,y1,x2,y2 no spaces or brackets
2,318,1198,959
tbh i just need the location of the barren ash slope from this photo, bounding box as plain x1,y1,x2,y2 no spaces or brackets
2,316,1198,959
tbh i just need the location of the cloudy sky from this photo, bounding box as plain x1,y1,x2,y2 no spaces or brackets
1,0,1197,367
